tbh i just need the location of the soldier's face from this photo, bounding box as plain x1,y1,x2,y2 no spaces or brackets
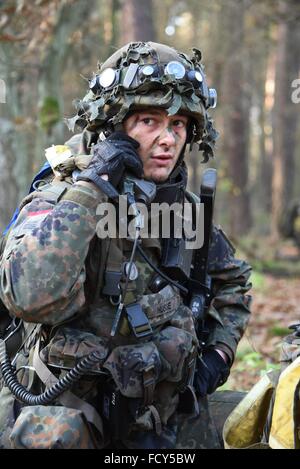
123,108,188,182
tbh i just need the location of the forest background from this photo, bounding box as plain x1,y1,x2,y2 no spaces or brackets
0,0,300,390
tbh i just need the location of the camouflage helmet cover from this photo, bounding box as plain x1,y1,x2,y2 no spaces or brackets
67,41,218,161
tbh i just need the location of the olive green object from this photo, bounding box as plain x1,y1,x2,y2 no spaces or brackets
66,42,218,162
39,97,60,132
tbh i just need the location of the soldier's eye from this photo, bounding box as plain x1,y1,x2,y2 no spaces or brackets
173,119,186,129
141,117,155,125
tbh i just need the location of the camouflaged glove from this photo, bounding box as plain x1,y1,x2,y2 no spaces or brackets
77,131,143,199
194,349,230,397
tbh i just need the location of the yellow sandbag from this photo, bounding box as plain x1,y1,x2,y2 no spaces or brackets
269,356,300,449
223,371,278,449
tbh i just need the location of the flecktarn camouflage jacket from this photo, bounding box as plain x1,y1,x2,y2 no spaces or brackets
0,175,252,448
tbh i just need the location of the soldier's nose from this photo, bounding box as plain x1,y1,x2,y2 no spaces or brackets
158,127,176,147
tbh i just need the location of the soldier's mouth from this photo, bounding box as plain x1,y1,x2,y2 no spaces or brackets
151,154,173,165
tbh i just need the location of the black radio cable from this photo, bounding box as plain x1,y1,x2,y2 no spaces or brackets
136,243,188,296
0,339,106,405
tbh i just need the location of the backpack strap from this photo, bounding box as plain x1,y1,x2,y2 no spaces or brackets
185,189,200,225
185,189,200,204
32,338,105,440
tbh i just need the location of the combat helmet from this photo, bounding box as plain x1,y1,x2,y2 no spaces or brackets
67,41,218,162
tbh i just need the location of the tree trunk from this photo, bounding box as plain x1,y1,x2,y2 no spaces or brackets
0,43,31,227
271,0,300,238
222,0,252,237
120,0,156,43
34,0,96,168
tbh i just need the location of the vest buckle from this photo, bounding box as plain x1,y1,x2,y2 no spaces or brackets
125,303,153,339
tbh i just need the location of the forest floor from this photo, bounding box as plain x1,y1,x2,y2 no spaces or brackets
220,237,300,392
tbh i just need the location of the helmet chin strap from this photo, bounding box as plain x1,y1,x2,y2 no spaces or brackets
113,122,123,133
172,143,187,171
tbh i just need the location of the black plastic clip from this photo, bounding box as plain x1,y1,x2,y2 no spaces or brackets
125,303,153,339
102,271,122,297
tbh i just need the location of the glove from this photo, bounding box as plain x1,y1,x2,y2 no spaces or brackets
77,131,143,199
194,349,230,397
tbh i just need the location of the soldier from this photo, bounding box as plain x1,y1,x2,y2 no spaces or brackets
0,42,252,449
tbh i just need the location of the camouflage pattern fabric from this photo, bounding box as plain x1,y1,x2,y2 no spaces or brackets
280,330,300,370
0,181,251,351
0,386,17,449
0,174,252,448
206,227,252,364
176,396,222,449
175,391,246,449
10,405,97,449
66,42,218,163
123,411,179,449
104,342,162,398
207,390,247,446
0,183,104,324
40,327,109,369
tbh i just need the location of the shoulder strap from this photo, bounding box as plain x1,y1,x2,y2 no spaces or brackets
185,190,200,228
185,189,200,204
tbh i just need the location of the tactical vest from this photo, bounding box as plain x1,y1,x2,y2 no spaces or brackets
0,171,200,444
0,169,200,343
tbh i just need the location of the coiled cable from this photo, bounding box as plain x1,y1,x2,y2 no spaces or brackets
0,339,105,405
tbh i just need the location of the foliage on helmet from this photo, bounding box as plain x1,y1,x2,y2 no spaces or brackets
66,42,218,162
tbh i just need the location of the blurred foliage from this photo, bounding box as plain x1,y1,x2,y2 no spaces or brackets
267,324,291,337
250,271,267,292
220,345,281,392
38,96,60,132
235,235,300,276
0,0,299,399
0,0,299,240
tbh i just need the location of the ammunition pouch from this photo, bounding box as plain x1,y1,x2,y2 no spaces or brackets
41,332,164,441
7,285,199,444
40,327,109,371
10,405,99,449
104,341,161,401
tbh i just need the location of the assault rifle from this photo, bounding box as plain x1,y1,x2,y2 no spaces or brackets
176,168,217,414
188,168,217,343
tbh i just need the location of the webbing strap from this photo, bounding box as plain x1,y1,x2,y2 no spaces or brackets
148,404,162,435
177,344,198,393
142,366,156,408
106,239,124,272
32,341,104,438
60,186,101,209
